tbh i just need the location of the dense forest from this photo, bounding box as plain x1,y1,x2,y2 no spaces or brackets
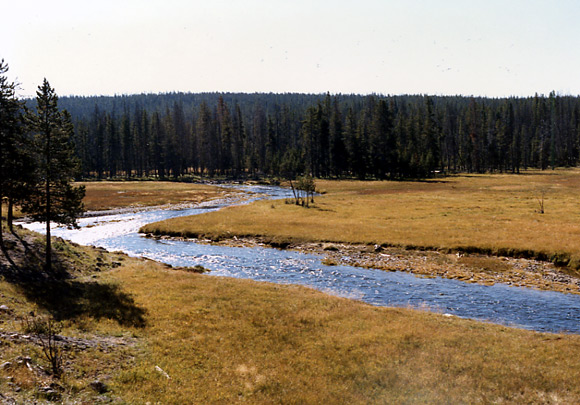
57,91,580,180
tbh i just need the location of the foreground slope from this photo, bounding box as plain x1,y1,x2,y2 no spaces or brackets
1,229,580,403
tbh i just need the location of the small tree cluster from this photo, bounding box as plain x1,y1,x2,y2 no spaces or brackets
289,175,316,207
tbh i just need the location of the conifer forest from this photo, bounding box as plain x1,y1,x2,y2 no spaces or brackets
59,91,580,180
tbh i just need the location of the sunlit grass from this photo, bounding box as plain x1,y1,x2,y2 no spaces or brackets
0,203,23,219
79,181,235,211
3,181,234,219
5,172,580,401
107,261,580,403
3,237,580,402
143,168,580,268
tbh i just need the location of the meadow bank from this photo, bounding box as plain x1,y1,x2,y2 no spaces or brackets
2,233,580,403
142,169,580,292
3,174,580,402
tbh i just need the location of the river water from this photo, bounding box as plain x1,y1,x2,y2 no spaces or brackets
19,185,580,334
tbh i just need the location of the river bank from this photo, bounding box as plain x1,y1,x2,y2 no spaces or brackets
4,231,580,403
5,181,580,402
142,170,580,272
147,233,580,295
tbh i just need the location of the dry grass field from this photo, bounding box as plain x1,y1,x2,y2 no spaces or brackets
108,261,580,403
142,169,580,269
80,181,235,211
4,252,580,403
3,181,235,219
4,172,580,402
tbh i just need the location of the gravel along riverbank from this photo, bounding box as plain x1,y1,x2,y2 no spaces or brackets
150,235,580,295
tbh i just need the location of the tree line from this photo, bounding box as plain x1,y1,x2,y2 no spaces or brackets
63,91,580,180
3,57,580,266
0,60,84,272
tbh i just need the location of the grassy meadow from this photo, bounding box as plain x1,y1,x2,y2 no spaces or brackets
142,169,580,269
80,181,235,211
4,172,580,402
3,181,234,219
4,253,580,403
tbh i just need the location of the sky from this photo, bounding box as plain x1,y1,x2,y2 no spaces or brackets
2,0,580,98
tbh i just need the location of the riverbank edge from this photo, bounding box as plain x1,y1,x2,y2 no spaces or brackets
141,232,580,295
4,227,580,402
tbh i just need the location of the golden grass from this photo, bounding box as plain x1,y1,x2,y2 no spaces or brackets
6,173,580,401
89,261,580,402
3,238,580,402
0,203,23,220
142,169,580,268
79,181,234,211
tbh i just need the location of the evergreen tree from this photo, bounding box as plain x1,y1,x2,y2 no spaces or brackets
231,104,245,176
196,102,216,176
300,105,320,176
549,91,557,169
120,111,134,178
171,102,188,177
91,105,106,179
0,60,27,240
217,97,234,175
105,112,120,177
421,97,441,175
150,111,166,178
370,99,395,178
39,91,580,181
23,79,85,272
329,98,347,177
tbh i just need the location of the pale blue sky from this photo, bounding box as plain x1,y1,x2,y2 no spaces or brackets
2,0,580,97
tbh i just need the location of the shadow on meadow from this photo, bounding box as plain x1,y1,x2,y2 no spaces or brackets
14,278,147,328
1,230,147,328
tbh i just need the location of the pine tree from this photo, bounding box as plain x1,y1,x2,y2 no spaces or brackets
120,111,134,178
217,97,234,175
329,97,346,177
231,104,245,176
370,99,395,178
0,60,25,242
150,111,166,178
300,105,320,176
23,79,85,272
197,102,216,176
421,97,441,176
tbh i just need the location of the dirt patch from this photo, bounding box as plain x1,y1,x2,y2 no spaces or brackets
0,330,137,352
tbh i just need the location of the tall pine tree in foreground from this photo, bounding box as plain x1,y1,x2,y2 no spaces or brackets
24,79,85,272
0,59,19,244
0,60,36,244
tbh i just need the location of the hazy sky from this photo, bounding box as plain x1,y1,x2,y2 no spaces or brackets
3,0,580,98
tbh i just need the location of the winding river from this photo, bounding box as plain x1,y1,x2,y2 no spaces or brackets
20,185,580,334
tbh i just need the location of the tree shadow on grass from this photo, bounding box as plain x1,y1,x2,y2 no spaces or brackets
14,277,147,328
0,229,146,328
2,263,147,328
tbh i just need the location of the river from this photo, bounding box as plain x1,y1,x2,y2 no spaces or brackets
19,185,580,334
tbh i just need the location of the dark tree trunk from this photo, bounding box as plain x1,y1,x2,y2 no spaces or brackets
46,130,52,272
7,197,13,231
